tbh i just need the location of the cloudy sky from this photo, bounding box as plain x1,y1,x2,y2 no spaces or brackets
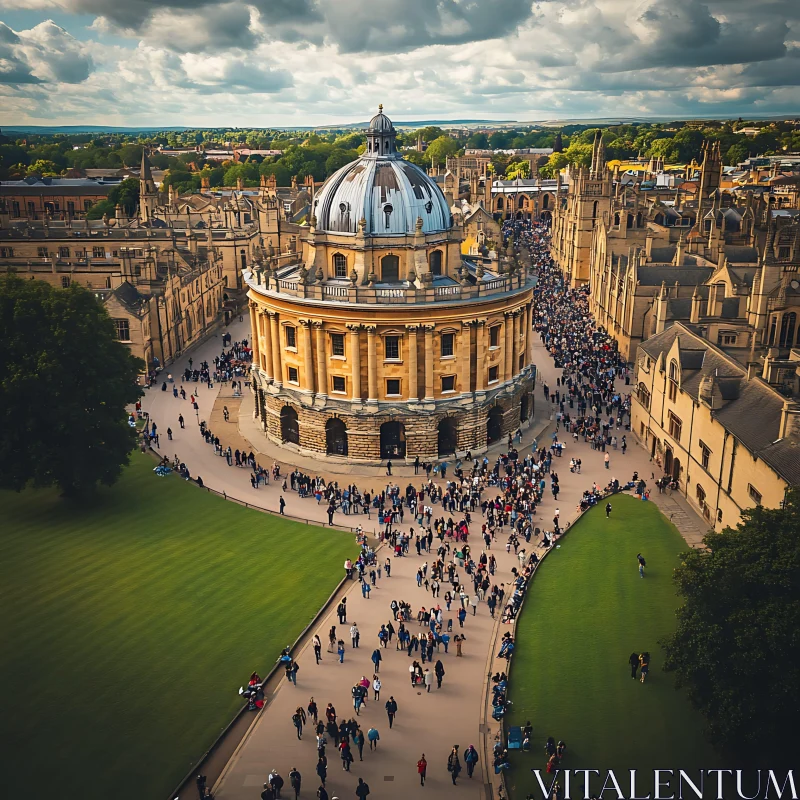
1,0,798,126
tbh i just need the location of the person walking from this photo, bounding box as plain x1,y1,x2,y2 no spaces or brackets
628,651,639,679
308,697,318,723
455,635,463,657
316,756,327,786
464,744,479,778
351,623,360,648
371,648,382,673
288,768,302,800
340,740,353,772
605,501,612,518
316,786,328,800
386,460,392,476
339,599,348,625
423,668,433,693
604,452,610,469
313,635,322,664
178,414,185,429
280,496,286,515
338,639,346,663
640,651,650,683
355,777,370,800
637,553,646,577
434,659,445,688
385,696,397,729
447,745,462,785
292,709,304,740
353,727,365,761
372,675,381,701
417,754,427,786
367,726,380,751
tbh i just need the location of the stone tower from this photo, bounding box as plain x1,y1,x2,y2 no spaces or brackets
138,149,158,224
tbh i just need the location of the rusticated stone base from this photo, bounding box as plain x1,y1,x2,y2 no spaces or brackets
251,369,534,464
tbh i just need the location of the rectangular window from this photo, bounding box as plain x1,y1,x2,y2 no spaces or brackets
114,319,130,341
0,247,13,258
84,200,93,212
668,411,682,442
287,366,299,384
488,365,499,383
67,202,75,215
441,332,454,358
92,246,105,259
331,333,345,357
59,247,70,258
386,378,401,396
489,325,500,348
38,246,49,258
27,202,35,216
748,484,762,505
778,246,790,260
61,276,71,288
332,375,346,393
718,333,737,346
700,442,711,470
285,325,297,349
441,375,456,392
385,335,400,360
668,380,678,402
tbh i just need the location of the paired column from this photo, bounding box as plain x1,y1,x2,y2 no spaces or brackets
300,319,315,393
260,310,273,382
476,319,487,392
423,325,435,401
249,302,260,366
269,311,282,386
504,311,514,381
313,321,327,398
406,324,419,401
347,324,362,401
511,309,520,377
526,302,534,367
460,321,472,395
366,325,378,402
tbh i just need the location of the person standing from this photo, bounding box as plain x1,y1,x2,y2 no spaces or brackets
338,639,346,663
371,647,382,673
179,414,185,429
447,745,462,785
628,652,639,679
605,501,612,518
637,553,646,577
417,754,427,786
196,775,207,799
604,452,610,469
372,675,381,701
308,696,318,723
434,659,445,689
423,668,433,693
313,635,322,664
288,768,301,800
351,623,360,648
355,777,370,800
353,727,365,761
385,696,397,729
386,460,392,476
640,651,650,683
292,709,303,740
280,496,286,515
464,744,479,778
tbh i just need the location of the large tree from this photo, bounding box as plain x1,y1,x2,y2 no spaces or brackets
0,276,143,496
662,494,800,767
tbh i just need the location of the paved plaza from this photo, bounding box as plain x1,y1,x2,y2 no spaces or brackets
140,280,708,800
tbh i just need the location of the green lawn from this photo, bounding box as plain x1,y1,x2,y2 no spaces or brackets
506,494,721,799
0,455,356,800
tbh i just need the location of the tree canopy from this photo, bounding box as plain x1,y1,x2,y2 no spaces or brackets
662,495,800,767
0,275,143,496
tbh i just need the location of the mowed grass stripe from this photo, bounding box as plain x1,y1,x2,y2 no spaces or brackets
505,494,721,799
0,454,357,800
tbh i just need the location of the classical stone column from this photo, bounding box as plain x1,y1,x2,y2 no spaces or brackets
300,318,315,394
511,309,520,377
423,325,435,401
526,301,534,367
366,325,378,402
269,311,282,387
504,311,514,381
476,319,487,392
460,321,472,395
260,310,273,382
313,320,327,398
347,324,361,401
406,324,419,401
249,301,260,366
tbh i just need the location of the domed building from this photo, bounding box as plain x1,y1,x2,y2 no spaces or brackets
246,107,535,463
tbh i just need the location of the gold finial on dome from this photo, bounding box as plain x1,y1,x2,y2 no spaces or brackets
378,104,383,112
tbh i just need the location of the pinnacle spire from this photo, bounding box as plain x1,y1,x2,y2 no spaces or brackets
140,148,153,182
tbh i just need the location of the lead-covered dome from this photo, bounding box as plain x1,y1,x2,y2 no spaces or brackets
313,106,452,236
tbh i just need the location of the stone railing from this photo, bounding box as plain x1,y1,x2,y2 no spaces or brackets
245,269,534,306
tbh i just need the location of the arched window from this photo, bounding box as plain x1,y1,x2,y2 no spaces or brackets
768,315,778,346
636,211,643,228
614,212,620,226
626,214,634,229
380,421,406,459
381,254,400,282
779,312,797,348
429,250,443,276
518,195,526,209
487,406,504,444
496,197,504,211
333,253,347,279
280,406,299,444
542,194,549,210
668,360,678,401
326,417,348,456
438,418,457,457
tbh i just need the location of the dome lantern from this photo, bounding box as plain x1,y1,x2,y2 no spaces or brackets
365,104,397,158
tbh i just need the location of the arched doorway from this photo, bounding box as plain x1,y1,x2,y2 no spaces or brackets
280,406,299,444
664,446,673,478
438,418,457,457
381,255,400,282
520,393,530,422
672,457,681,483
540,210,551,225
487,406,503,445
326,417,348,456
429,249,443,276
380,421,405,459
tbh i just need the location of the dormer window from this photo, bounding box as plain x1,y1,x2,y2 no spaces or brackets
383,203,393,229
425,201,433,214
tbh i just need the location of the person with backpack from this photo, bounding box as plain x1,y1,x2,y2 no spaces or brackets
288,768,302,800
464,744,479,778
447,745,462,785
355,777,370,799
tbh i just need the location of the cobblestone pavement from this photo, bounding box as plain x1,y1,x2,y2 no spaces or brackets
139,310,710,800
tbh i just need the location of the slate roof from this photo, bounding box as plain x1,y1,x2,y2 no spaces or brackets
649,245,676,263
724,245,758,263
637,266,713,286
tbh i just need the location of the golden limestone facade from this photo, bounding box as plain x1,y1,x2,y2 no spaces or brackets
246,109,535,463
